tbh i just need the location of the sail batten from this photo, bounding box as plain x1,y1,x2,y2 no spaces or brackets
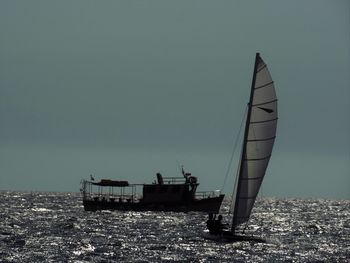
247,136,276,142
240,176,264,180
256,64,267,73
231,53,277,232
250,118,278,124
245,155,271,161
252,99,278,107
255,81,274,90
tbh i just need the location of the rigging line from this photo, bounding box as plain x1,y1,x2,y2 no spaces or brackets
228,153,241,215
220,105,248,194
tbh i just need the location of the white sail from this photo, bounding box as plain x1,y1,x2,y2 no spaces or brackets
232,53,277,231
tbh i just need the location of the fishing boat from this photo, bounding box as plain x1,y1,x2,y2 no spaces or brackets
81,167,224,213
204,53,278,242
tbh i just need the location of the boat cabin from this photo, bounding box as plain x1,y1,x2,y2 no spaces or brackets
142,173,198,203
81,170,224,213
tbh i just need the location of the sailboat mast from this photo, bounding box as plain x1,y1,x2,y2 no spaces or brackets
231,52,260,233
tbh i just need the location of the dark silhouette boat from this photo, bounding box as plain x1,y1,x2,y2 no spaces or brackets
81,168,224,213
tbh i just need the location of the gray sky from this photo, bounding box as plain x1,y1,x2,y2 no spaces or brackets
1,1,349,199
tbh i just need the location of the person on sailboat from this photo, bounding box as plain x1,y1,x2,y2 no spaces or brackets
207,214,226,235
206,213,215,234
216,215,226,232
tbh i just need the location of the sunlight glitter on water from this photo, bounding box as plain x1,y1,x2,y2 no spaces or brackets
0,192,349,262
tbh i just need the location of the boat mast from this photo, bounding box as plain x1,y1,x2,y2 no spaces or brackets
231,52,260,234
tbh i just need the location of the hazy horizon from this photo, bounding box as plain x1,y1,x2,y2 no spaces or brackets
1,1,349,199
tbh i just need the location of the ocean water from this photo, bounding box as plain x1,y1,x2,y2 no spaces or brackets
0,192,349,262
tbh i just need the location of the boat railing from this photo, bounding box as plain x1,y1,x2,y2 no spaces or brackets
162,176,186,184
81,179,141,202
87,193,140,203
195,190,221,199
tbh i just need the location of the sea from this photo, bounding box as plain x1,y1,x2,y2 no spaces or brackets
0,191,349,263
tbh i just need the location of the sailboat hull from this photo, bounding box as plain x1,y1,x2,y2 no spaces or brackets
203,230,266,243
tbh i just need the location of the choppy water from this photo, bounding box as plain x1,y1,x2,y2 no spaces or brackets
0,191,349,262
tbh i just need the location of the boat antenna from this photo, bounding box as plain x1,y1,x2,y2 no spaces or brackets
176,161,185,177
220,105,248,194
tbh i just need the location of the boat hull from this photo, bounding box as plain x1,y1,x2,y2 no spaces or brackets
203,230,266,243
83,194,224,213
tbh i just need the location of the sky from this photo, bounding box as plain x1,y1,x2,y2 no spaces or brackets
0,1,349,199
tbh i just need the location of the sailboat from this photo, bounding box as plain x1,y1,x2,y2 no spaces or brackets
204,53,278,242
